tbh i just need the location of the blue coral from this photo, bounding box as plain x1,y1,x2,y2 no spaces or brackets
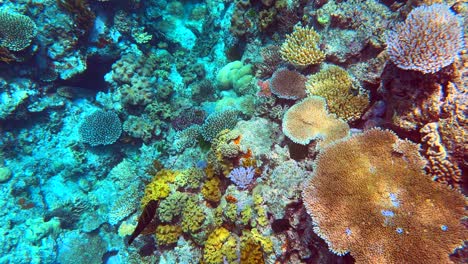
228,166,255,189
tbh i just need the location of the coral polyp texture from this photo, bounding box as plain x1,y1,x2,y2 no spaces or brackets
78,110,122,146
386,3,464,74
306,66,369,121
269,68,307,100
0,11,37,51
302,129,467,263
280,25,326,67
282,96,349,147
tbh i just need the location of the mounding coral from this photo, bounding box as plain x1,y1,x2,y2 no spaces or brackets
302,128,467,263
269,68,307,100
386,3,464,74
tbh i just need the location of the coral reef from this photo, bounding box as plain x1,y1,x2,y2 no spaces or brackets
269,68,307,100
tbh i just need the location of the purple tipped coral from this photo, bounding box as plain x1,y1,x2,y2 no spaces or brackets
386,4,464,74
228,166,255,189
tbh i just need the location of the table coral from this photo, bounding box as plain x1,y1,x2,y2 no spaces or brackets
306,66,369,122
282,96,349,147
302,128,467,263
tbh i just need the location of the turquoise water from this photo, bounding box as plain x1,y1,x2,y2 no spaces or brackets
0,0,466,263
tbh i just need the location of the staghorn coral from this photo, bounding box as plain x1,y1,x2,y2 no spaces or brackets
302,128,467,263
282,96,349,147
79,110,122,146
0,11,37,51
280,25,325,67
387,3,464,74
306,66,369,121
269,68,307,100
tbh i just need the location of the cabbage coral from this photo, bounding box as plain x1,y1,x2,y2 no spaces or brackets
302,129,467,263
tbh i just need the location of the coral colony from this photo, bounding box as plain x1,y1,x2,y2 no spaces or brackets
0,0,466,263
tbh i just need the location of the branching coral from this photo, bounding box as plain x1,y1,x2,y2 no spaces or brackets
280,25,325,67
386,3,464,74
282,96,349,147
302,128,467,263
306,66,369,121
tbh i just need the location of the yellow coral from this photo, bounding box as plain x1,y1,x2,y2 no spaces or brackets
181,197,206,234
282,96,350,148
280,25,325,67
302,128,467,263
141,169,178,206
240,231,265,264
155,224,182,245
203,227,231,264
117,221,136,237
201,177,222,203
306,66,369,121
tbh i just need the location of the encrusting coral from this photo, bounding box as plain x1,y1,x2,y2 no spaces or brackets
302,128,467,263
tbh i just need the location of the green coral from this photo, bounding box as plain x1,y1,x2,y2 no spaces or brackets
158,191,188,223
155,224,182,245
181,196,206,234
201,177,222,203
175,168,204,189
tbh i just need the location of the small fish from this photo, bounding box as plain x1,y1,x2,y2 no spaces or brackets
127,200,159,245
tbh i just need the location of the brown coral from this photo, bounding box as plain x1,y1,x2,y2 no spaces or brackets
302,128,467,263
269,68,307,100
